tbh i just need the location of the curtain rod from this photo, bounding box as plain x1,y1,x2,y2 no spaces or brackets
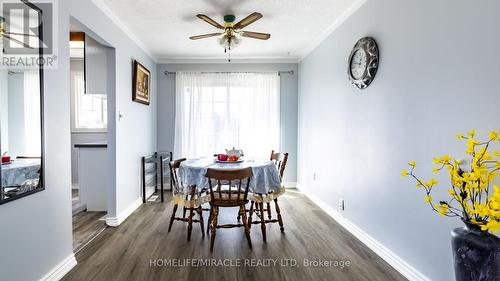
163,70,294,76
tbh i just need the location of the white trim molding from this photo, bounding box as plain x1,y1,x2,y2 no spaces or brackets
296,183,432,281
297,0,367,60
156,57,301,64
106,197,143,227
39,254,77,281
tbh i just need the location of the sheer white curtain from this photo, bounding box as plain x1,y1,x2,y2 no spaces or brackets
174,72,280,158
23,71,41,156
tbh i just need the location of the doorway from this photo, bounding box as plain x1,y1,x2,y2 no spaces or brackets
69,18,114,253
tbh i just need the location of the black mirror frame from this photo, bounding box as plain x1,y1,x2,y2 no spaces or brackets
0,0,45,204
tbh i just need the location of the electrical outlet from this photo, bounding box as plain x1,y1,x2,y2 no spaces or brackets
339,199,345,211
313,172,317,181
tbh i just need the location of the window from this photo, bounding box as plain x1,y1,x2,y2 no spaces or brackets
71,72,107,131
174,72,280,158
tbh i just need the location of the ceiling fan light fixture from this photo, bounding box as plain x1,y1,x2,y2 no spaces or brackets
218,34,241,50
190,12,270,62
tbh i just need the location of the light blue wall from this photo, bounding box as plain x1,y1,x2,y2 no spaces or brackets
7,73,26,159
298,0,500,280
69,1,157,220
0,71,8,153
0,0,157,280
157,63,298,183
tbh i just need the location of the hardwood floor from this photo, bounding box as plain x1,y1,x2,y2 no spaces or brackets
73,211,107,252
63,189,407,281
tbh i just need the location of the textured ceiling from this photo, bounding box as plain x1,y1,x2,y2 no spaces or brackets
98,0,362,61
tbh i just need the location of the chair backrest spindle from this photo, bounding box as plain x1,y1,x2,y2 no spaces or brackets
205,168,252,206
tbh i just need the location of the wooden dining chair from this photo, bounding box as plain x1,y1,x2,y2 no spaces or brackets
247,151,289,241
168,158,207,241
266,150,288,219
271,150,289,181
206,167,253,252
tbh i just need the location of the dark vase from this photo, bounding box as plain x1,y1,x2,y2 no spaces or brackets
451,222,500,281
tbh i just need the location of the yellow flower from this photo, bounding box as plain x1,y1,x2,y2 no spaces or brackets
473,203,490,217
443,155,452,162
468,129,476,138
490,131,498,140
426,178,439,187
401,169,409,177
466,138,480,154
402,130,500,228
482,221,500,233
436,203,449,215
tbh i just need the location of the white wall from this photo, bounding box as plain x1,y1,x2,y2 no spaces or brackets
0,0,157,280
297,0,500,280
157,63,298,183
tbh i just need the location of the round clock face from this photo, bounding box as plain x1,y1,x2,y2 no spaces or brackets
350,49,367,79
347,37,379,89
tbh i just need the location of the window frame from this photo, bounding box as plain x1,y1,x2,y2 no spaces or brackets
70,60,107,133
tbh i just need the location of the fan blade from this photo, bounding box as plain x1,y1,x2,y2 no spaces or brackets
234,12,263,29
240,31,270,40
189,32,223,40
196,14,224,30
3,34,34,49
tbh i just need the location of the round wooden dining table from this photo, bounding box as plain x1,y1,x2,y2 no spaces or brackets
179,157,282,194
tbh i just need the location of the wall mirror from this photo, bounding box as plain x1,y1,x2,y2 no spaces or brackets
0,1,44,204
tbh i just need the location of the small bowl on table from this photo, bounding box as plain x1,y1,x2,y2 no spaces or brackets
1,156,11,164
217,154,229,161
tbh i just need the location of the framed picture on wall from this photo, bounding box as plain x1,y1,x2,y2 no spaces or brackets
132,60,150,105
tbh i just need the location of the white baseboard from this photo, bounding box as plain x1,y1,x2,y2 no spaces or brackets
39,254,77,281
296,183,431,281
106,197,142,227
283,182,297,188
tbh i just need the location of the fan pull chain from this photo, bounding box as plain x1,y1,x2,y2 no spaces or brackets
228,37,232,62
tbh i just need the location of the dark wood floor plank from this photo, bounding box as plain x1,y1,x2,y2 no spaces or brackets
72,211,107,252
63,189,407,281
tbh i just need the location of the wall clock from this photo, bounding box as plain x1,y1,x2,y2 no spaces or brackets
347,37,379,89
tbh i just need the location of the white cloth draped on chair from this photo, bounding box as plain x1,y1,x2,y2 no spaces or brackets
174,72,280,159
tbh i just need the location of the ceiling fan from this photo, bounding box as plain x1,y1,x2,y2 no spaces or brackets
190,12,271,61
0,16,36,50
